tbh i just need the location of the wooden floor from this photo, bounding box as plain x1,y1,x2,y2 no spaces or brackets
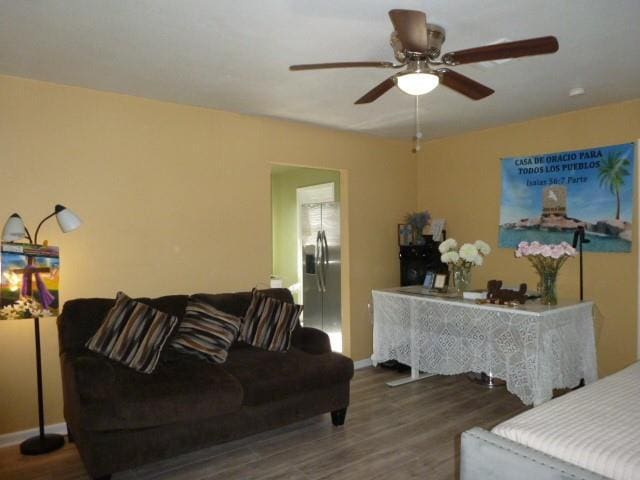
0,367,528,480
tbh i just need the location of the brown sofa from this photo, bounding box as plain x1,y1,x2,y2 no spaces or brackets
57,289,354,479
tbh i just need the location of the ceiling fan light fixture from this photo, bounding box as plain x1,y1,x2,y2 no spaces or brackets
396,72,439,96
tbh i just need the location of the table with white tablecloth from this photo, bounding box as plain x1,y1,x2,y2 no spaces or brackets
371,289,598,405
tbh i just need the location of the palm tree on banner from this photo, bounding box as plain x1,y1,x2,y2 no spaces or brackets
598,153,631,220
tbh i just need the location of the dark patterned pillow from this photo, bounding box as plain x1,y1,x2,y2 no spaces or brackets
170,298,241,363
240,289,302,352
86,292,179,374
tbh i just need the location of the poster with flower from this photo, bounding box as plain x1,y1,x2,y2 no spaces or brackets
499,142,635,252
0,243,60,319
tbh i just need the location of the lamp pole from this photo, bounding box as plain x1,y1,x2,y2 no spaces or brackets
19,315,65,455
34,317,45,439
572,226,590,301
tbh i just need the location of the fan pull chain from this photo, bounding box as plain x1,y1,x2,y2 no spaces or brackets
412,95,422,153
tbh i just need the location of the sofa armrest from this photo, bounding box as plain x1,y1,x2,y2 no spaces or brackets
461,428,609,480
63,353,117,402
291,327,332,354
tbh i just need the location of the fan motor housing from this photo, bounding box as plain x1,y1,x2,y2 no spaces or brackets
426,24,445,59
391,24,446,62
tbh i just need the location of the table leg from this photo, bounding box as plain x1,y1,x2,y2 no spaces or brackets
385,298,435,387
385,368,435,387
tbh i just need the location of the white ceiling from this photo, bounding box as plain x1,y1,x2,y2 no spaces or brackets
1,0,639,139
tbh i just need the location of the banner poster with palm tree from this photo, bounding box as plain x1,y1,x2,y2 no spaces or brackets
499,142,635,252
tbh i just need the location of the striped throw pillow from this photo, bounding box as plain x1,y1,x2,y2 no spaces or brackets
170,298,241,363
240,289,303,352
86,292,179,374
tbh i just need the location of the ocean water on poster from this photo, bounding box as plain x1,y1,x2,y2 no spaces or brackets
498,227,631,252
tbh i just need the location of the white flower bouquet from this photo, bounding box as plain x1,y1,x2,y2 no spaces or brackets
439,238,491,268
438,238,491,293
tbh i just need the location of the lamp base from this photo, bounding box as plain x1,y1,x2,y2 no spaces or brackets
20,433,64,455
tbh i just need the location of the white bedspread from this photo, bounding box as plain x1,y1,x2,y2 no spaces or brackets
493,361,640,480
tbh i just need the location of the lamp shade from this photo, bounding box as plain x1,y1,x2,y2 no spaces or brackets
54,205,82,233
2,213,27,242
396,72,439,96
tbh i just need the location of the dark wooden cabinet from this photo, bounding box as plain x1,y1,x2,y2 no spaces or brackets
399,238,447,286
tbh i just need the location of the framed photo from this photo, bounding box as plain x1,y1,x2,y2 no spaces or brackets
398,224,414,246
423,270,436,289
429,219,446,242
434,273,448,290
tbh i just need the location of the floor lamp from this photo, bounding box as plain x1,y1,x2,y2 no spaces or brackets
2,205,82,455
572,226,590,301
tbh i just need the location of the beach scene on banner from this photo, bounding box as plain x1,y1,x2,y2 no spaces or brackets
499,142,635,252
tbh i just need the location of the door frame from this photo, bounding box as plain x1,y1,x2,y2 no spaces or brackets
270,164,350,355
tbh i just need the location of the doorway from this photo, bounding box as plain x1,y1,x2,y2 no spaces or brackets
271,165,342,352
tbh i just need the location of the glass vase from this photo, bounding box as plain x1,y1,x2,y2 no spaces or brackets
451,265,472,295
539,270,558,305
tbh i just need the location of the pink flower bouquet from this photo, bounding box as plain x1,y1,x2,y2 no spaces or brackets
515,241,576,304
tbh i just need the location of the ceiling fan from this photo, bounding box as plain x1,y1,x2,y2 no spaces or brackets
290,9,559,104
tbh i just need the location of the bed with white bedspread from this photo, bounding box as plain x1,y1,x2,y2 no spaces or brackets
461,361,640,480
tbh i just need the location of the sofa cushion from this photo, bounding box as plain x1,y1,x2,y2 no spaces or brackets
72,350,243,431
170,298,242,363
239,289,303,352
190,288,294,319
86,292,179,373
222,344,354,406
59,296,188,357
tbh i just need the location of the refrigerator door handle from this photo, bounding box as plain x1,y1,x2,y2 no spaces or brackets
321,230,329,292
315,231,324,292
319,230,327,293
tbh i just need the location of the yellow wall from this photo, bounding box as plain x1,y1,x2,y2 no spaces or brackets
417,99,640,376
3,72,636,437
0,74,416,435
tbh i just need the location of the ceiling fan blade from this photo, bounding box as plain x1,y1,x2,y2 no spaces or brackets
354,76,396,104
442,36,559,65
290,61,396,71
388,9,429,53
437,68,494,100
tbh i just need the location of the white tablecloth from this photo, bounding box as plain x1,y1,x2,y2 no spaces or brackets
372,289,598,405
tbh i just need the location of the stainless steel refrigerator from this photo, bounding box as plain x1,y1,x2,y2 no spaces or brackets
301,202,341,346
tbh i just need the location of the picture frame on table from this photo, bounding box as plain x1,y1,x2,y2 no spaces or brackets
434,272,449,290
423,270,437,289
398,224,414,246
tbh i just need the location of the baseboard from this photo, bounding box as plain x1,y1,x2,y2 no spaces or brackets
0,423,67,448
353,358,373,370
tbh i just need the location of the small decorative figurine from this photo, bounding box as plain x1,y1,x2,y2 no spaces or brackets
486,280,528,305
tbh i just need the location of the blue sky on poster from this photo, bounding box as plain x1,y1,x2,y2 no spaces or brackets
500,143,635,224
1,252,60,269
